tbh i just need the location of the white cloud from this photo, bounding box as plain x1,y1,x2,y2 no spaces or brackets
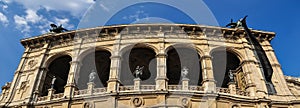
2,5,8,11
0,12,9,26
54,17,74,29
4,0,95,17
25,9,42,23
14,15,30,37
126,10,149,22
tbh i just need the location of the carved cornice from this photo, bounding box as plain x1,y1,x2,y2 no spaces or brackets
285,76,300,85
20,24,276,48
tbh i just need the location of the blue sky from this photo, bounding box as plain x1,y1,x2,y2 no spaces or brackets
0,0,299,92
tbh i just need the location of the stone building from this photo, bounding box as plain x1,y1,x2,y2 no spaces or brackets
0,24,299,108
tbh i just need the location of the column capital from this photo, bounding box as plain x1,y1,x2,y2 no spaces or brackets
110,55,121,59
156,53,167,57
200,55,212,60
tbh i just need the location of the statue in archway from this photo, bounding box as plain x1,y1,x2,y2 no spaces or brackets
51,76,56,89
89,70,97,83
229,70,234,82
181,66,189,79
134,66,144,79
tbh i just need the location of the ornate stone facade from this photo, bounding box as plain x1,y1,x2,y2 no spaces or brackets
0,24,299,108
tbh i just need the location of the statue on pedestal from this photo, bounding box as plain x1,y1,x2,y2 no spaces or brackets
133,66,144,79
181,66,189,79
89,70,97,83
228,70,234,82
51,76,56,89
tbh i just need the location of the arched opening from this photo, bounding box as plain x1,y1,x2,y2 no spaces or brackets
166,47,202,86
77,50,111,89
41,55,72,96
211,50,240,88
120,47,157,85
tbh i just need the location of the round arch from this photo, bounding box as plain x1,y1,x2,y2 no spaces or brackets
40,54,72,96
119,43,159,56
76,48,112,89
209,47,245,62
43,52,73,68
210,47,242,88
77,46,112,62
165,43,204,57
166,45,203,86
119,44,157,85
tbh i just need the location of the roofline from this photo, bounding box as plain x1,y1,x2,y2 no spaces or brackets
20,23,276,47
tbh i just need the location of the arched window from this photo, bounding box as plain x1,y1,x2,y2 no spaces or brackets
120,47,157,85
41,55,72,96
77,50,111,89
212,50,240,88
166,47,202,86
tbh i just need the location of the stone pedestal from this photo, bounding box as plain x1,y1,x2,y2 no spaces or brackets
228,82,236,95
107,79,119,93
64,84,75,98
182,78,189,91
156,78,168,91
134,78,141,91
47,88,55,100
87,82,95,95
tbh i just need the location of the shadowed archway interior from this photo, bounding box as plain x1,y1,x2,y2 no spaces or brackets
167,47,202,85
120,47,157,85
212,51,240,88
77,50,111,89
41,55,72,96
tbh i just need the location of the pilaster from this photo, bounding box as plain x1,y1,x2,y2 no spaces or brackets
241,37,267,97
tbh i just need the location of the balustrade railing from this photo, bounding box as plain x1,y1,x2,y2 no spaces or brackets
74,89,88,96
140,85,155,91
37,96,48,101
236,89,250,96
93,88,106,94
217,87,230,94
119,86,134,91
168,85,182,91
52,93,64,99
189,86,204,91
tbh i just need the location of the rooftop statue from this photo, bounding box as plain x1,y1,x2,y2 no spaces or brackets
226,15,248,28
49,24,68,33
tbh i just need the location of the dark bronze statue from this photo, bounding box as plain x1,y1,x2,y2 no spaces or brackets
49,24,68,33
226,16,248,28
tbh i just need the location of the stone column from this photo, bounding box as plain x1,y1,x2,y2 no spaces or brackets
156,53,168,91
107,55,121,93
64,61,81,97
107,34,122,93
201,55,216,93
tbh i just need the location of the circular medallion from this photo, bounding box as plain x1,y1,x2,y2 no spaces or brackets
132,97,143,107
